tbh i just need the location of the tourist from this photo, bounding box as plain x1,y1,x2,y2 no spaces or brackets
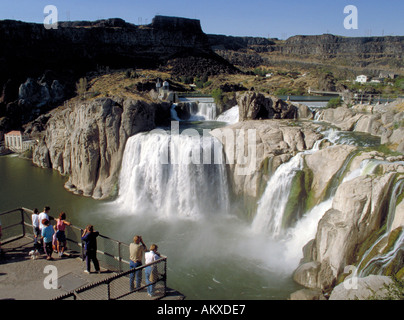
55,212,71,257
31,208,41,251
41,219,55,260
144,244,160,297
52,225,58,253
129,235,146,291
38,206,52,231
81,225,100,274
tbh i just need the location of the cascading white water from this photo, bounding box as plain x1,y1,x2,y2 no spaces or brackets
252,153,305,236
191,102,217,121
357,178,404,277
251,127,371,267
170,104,181,121
216,106,239,124
115,129,230,219
178,98,218,121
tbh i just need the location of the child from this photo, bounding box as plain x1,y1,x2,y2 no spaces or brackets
41,219,55,260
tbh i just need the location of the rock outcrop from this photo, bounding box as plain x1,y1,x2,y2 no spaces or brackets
329,275,397,300
32,97,165,199
236,91,298,121
210,120,322,205
316,101,404,153
292,153,404,292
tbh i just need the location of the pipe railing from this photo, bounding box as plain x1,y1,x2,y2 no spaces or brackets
0,207,168,300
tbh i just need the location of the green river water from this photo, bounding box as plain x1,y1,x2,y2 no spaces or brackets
0,153,302,300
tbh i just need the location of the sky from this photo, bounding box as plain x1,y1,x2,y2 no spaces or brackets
0,0,403,39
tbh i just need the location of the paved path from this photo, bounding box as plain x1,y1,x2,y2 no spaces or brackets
0,237,184,300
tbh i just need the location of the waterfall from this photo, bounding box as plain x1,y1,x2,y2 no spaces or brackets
216,106,239,124
252,153,305,236
282,158,377,268
357,178,404,277
178,98,218,121
251,128,334,237
188,101,217,121
115,129,230,219
170,104,181,121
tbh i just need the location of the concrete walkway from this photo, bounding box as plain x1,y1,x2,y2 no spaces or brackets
0,237,184,300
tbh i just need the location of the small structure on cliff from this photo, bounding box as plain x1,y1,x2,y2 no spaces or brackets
158,80,177,103
4,130,35,153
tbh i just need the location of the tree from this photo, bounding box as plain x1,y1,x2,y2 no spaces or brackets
76,77,88,99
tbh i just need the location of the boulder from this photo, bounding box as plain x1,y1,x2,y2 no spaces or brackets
294,103,314,120
329,275,396,300
316,106,362,131
289,288,326,300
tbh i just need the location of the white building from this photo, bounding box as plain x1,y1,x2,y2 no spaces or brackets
355,75,368,83
4,130,35,153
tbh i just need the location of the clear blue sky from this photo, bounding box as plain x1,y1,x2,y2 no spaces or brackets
0,0,402,39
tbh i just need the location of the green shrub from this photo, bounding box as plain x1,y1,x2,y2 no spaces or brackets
212,88,224,105
327,97,343,108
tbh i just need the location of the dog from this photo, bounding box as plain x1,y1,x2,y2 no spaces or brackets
28,250,40,260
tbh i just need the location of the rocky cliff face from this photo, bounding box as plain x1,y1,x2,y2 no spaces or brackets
211,112,404,298
293,152,404,293
0,16,237,131
0,16,215,85
210,120,322,216
210,33,404,72
32,97,168,199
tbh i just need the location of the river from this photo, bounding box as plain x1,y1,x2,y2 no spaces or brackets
0,122,302,300
0,100,382,300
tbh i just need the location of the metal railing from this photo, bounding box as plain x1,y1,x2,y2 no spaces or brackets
0,207,168,300
53,257,167,300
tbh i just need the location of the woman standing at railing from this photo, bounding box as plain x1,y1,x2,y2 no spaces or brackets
145,244,160,297
56,212,71,257
81,225,100,274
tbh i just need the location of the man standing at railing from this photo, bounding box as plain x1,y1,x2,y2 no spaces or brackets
81,225,100,274
129,235,146,291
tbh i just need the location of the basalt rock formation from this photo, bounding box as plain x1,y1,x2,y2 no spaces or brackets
237,91,298,121
209,33,404,73
32,97,170,199
0,15,237,131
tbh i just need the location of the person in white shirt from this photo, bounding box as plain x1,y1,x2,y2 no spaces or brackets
31,208,40,251
144,244,160,297
38,206,51,231
38,206,52,251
